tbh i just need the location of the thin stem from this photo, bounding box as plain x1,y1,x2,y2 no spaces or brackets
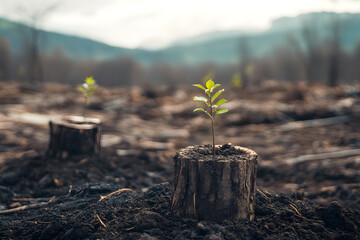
209,93,215,158
211,117,215,157
83,96,88,122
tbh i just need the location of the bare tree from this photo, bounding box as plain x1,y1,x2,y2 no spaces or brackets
94,57,143,86
302,20,322,83
238,37,251,86
11,0,59,85
328,15,341,87
282,34,306,81
0,37,12,81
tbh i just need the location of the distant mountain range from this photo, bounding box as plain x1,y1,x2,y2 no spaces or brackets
1,12,360,65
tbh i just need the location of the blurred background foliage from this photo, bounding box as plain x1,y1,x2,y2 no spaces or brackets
0,11,360,87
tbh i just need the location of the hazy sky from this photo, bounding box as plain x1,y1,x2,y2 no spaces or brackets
0,0,360,49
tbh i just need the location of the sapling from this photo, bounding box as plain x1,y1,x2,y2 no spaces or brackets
193,79,228,157
78,76,97,122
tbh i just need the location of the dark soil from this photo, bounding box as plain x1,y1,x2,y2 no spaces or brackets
1,183,359,240
0,151,171,207
178,144,255,161
1,81,360,239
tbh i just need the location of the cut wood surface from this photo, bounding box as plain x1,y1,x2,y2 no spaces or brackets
47,116,102,159
171,144,258,222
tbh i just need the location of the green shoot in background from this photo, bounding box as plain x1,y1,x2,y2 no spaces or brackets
193,79,228,157
78,76,97,121
231,73,242,89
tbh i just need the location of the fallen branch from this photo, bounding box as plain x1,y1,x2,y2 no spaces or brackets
98,188,134,202
286,149,360,165
0,196,56,215
276,116,349,132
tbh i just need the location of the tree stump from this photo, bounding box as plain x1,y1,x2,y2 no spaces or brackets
48,116,102,159
171,144,258,222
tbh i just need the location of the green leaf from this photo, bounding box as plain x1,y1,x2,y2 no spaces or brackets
85,77,95,85
194,108,212,118
193,107,205,112
206,79,214,89
216,109,228,115
78,87,85,93
215,99,227,107
211,89,224,103
205,89,211,96
88,85,97,91
193,84,206,91
210,84,221,92
193,96,208,103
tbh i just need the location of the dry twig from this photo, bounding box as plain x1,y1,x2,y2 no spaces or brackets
257,188,271,201
0,196,56,215
96,214,107,228
98,188,134,202
290,203,302,217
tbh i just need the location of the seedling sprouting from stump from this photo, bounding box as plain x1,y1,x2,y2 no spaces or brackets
173,79,256,222
193,79,228,157
78,77,97,122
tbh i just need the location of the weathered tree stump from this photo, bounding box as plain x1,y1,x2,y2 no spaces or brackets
48,116,102,159
171,144,258,222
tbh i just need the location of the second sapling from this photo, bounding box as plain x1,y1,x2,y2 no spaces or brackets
78,76,97,122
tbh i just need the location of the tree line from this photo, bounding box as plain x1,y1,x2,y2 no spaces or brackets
0,32,360,87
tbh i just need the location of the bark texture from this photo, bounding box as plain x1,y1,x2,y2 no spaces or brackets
172,145,257,222
47,116,102,159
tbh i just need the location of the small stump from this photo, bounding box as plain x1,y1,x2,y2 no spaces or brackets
48,116,102,159
171,144,258,222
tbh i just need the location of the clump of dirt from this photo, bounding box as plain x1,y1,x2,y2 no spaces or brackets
1,183,359,240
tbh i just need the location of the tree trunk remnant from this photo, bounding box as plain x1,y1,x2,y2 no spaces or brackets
171,144,258,222
48,116,102,159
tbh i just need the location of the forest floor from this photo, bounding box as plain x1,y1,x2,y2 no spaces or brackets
0,80,360,239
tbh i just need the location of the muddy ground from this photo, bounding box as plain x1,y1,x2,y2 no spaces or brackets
0,81,360,239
